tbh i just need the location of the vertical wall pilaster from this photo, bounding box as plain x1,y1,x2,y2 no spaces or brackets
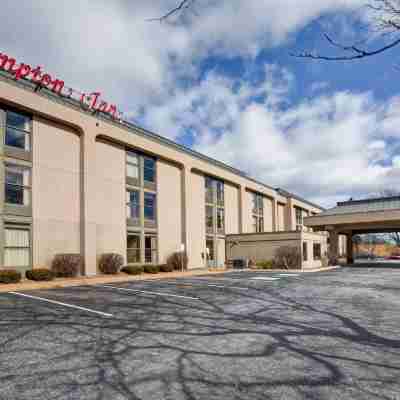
272,198,278,232
80,132,97,276
239,186,246,233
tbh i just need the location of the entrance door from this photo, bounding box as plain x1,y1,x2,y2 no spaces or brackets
206,238,215,268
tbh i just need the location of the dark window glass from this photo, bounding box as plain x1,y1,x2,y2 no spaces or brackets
144,192,156,220
296,208,303,226
143,157,155,183
7,111,30,131
127,234,141,263
206,205,213,228
5,127,29,150
217,208,225,231
258,217,264,232
313,243,321,260
216,181,224,204
206,238,214,261
5,165,30,206
145,236,157,263
303,242,308,261
127,190,140,219
205,177,213,203
253,216,258,233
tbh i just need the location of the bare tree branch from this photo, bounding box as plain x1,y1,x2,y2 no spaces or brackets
147,0,195,22
292,0,400,61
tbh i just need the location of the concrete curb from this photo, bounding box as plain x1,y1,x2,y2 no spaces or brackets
247,266,341,273
0,268,229,293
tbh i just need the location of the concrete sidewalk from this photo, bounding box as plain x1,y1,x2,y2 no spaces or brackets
0,266,339,293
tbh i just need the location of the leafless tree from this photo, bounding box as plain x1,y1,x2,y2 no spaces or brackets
148,0,196,22
292,0,400,62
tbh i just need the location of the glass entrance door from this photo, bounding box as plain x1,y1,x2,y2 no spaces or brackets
206,237,215,268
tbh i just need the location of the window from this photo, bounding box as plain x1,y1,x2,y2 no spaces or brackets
258,216,264,233
206,205,214,230
143,157,155,183
252,193,264,232
145,235,157,263
206,238,214,261
313,242,321,260
127,234,141,263
205,177,213,204
295,208,303,227
144,192,156,221
4,227,30,268
127,190,140,219
126,151,139,179
216,181,224,205
217,207,225,231
303,242,308,262
5,164,31,206
5,111,31,151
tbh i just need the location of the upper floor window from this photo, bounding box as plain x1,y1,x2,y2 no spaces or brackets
5,111,31,151
126,189,140,219
144,192,156,221
205,205,214,229
127,151,139,179
252,193,263,215
295,207,303,227
216,181,224,205
5,164,31,206
217,207,225,231
143,157,156,183
205,177,213,204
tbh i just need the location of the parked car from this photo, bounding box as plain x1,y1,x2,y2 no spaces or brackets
385,255,400,260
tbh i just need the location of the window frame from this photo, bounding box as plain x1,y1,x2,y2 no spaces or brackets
126,189,140,220
143,156,156,184
127,233,141,264
313,242,322,260
5,110,32,152
126,151,140,180
216,207,225,232
144,192,157,222
3,226,31,268
144,235,157,264
5,163,31,207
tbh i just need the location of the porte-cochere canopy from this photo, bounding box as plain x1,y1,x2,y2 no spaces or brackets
304,196,400,263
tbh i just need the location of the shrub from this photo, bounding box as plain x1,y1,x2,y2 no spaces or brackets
26,268,54,281
99,253,124,275
52,254,82,278
121,265,144,275
159,264,174,273
328,253,339,266
273,246,301,269
143,264,160,274
256,260,274,269
0,269,22,284
167,252,188,271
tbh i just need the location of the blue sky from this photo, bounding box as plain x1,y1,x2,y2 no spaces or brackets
1,0,399,207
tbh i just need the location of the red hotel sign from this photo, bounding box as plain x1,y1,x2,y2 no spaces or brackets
0,52,122,120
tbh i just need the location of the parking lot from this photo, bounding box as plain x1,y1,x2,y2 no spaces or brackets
1,268,399,400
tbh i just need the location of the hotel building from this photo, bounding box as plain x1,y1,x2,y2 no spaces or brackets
0,64,326,275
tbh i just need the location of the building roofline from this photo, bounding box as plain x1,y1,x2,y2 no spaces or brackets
276,188,325,211
337,196,400,207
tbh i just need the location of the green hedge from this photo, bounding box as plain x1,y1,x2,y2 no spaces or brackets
143,265,160,274
26,268,54,281
121,265,144,275
0,269,22,284
159,264,174,273
255,260,275,269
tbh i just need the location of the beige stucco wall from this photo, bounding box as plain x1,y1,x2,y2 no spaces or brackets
94,140,126,265
157,160,182,264
186,172,206,269
32,117,80,268
277,204,285,231
225,183,239,235
242,190,254,233
301,231,328,269
264,197,273,232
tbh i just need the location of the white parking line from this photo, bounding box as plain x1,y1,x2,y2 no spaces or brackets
8,292,113,317
99,285,201,300
151,281,248,290
278,274,300,277
250,277,280,281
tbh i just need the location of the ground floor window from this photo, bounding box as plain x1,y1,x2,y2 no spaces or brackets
4,227,30,268
145,235,157,264
127,233,141,263
206,237,214,262
313,242,321,260
303,242,308,261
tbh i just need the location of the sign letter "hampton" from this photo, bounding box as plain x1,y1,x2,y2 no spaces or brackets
0,52,121,120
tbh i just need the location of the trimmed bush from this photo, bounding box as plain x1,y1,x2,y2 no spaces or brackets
143,264,160,274
166,252,188,271
99,253,124,275
159,264,174,273
52,254,82,278
273,246,301,269
121,265,144,275
0,269,22,284
26,268,54,281
256,260,274,269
